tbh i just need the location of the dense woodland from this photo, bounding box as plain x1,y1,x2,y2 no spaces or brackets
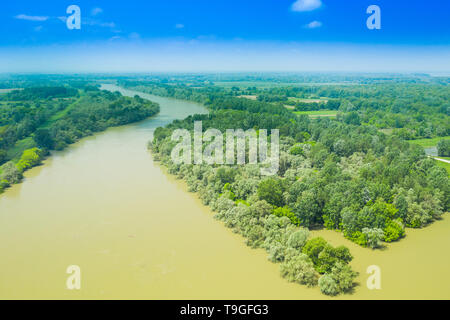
119,77,449,140
0,83,159,193
119,76,449,296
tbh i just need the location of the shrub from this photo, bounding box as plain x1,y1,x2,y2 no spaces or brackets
280,253,318,287
362,228,385,249
319,274,339,296
273,206,301,226
286,228,310,250
329,262,358,293
383,219,405,242
0,162,22,185
16,148,44,173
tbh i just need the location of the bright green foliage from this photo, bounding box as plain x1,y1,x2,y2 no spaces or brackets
383,219,405,242
273,206,301,226
302,237,328,266
370,199,399,224
303,237,353,274
346,231,368,247
289,144,304,156
16,148,44,173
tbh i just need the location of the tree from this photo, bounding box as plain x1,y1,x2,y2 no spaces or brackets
341,207,359,235
289,144,304,156
257,177,284,207
343,112,361,125
216,167,236,186
383,219,405,242
302,237,327,266
293,190,321,228
273,206,301,226
437,139,450,157
33,128,54,149
250,200,273,218
0,150,7,165
317,244,353,274
287,228,310,250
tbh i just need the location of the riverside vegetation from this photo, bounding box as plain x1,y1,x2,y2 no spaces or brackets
0,82,159,193
118,74,449,296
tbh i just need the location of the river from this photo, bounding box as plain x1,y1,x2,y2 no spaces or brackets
0,84,448,299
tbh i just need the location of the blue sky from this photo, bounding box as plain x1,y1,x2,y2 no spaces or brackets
1,0,449,73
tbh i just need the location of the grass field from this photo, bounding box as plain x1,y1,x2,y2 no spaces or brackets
434,158,450,175
294,110,338,118
237,95,257,100
409,136,450,148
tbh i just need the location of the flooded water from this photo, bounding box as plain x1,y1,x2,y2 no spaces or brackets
424,147,438,157
0,84,448,299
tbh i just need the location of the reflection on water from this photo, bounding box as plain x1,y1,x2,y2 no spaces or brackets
0,84,448,299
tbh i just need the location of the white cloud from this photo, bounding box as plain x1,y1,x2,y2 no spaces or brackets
291,0,322,12
175,23,185,29
305,20,323,29
91,7,103,16
34,26,43,32
14,14,49,22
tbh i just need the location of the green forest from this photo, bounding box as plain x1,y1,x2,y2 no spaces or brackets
1,73,448,296
119,74,449,296
0,83,159,193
